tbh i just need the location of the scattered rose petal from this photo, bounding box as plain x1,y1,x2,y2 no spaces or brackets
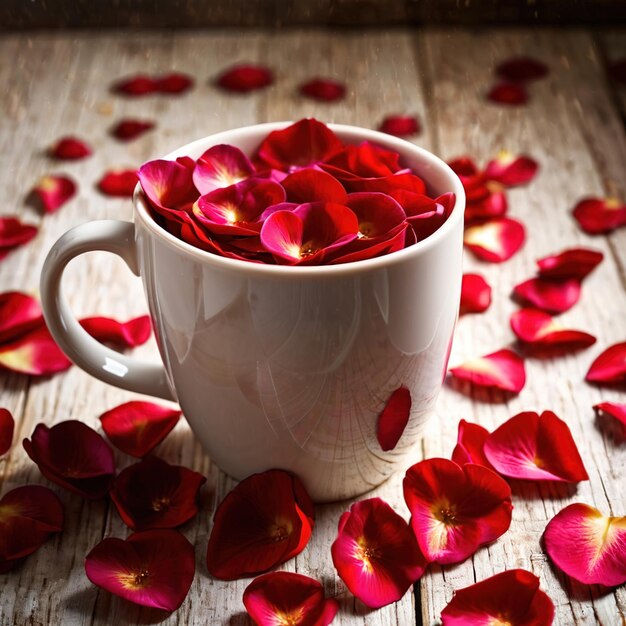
0,217,38,260
403,458,512,564
460,273,492,314
156,73,194,94
299,78,346,102
216,64,274,93
0,409,14,456
449,349,526,394
85,529,195,611
48,136,91,160
484,410,589,482
465,191,508,223
79,315,151,348
0,325,72,376
496,57,549,82
451,420,492,468
487,82,529,105
510,308,596,349
440,569,554,626
331,498,427,608
111,456,205,531
484,152,539,187
206,469,314,580
0,292,43,342
594,402,626,441
0,485,64,570
512,277,581,314
113,75,157,96
111,119,155,141
378,115,421,137
463,217,525,263
98,169,138,197
572,197,626,234
376,386,412,452
243,572,338,626
33,175,77,213
544,503,626,587
23,421,115,499
99,401,181,458
193,144,255,194
586,342,626,384
537,247,604,280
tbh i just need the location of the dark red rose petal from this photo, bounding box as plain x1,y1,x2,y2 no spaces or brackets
281,168,347,204
572,197,626,234
79,315,152,348
376,386,412,452
111,119,155,141
449,348,526,393
299,78,346,102
49,136,92,160
113,75,157,96
216,64,274,93
156,72,194,94
487,82,529,106
98,169,138,197
496,57,549,82
460,273,492,315
440,569,554,626
85,529,195,611
451,419,492,468
206,469,314,580
0,408,14,456
23,420,115,499
378,115,421,137
0,217,38,260
537,247,604,280
594,402,626,441
512,276,581,314
586,342,626,385
99,401,181,458
33,175,77,213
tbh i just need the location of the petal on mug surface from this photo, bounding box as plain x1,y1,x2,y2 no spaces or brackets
376,386,412,451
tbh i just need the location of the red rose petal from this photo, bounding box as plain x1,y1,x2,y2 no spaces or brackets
544,503,626,587
206,469,314,580
537,247,604,280
586,342,626,384
85,529,195,611
403,458,512,564
99,401,181,458
0,409,14,456
512,277,581,314
376,386,412,452
111,456,205,531
0,217,38,260
0,485,64,564
256,119,344,171
193,144,255,194
487,82,529,105
216,64,274,93
0,292,43,342
113,75,157,96
510,308,596,349
98,169,138,197
0,325,72,376
484,152,539,187
449,349,526,394
23,421,115,499
496,57,549,82
324,142,402,179
572,197,626,234
111,119,155,141
594,402,626,441
79,315,152,348
440,569,554,626
331,498,427,608
282,168,348,204
451,420,492,468
460,273,492,315
49,136,91,160
464,217,525,263
378,115,421,137
484,410,589,482
243,572,338,626
465,191,508,223
33,175,77,214
299,78,346,102
156,72,194,94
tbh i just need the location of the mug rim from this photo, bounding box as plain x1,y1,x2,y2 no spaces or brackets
133,121,465,277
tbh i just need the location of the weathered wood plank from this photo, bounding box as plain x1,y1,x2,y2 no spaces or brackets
420,28,626,626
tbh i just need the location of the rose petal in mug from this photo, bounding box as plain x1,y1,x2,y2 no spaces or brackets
376,386,412,452
0,217,38,261
98,169,139,198
451,420,492,468
0,408,14,456
281,168,348,204
33,175,77,213
323,142,402,178
484,151,539,187
460,273,492,315
512,277,581,314
464,217,525,263
215,64,274,93
449,349,526,393
79,315,152,348
193,145,255,194
536,247,603,280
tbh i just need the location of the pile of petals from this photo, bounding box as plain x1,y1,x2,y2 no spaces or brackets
487,56,549,106
138,118,456,265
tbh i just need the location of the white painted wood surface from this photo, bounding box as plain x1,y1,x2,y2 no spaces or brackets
0,29,624,626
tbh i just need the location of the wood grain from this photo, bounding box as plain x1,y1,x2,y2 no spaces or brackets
0,28,625,626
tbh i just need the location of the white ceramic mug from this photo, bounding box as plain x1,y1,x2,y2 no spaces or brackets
40,122,465,502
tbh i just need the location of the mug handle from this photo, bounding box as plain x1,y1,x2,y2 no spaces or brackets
40,220,176,401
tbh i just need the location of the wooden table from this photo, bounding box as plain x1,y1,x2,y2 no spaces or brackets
1,28,625,626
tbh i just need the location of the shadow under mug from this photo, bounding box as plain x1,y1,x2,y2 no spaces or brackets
40,122,465,502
